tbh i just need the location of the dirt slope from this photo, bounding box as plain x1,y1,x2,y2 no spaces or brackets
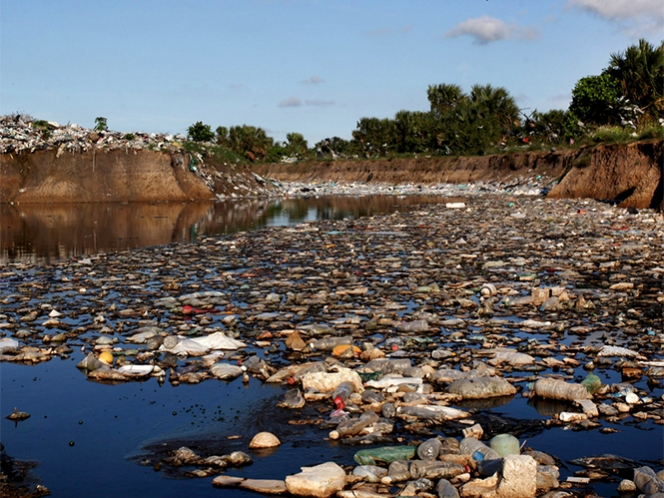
0,148,276,203
253,140,663,209
2,140,662,209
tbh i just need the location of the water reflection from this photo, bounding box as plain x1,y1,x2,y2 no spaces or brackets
0,195,458,264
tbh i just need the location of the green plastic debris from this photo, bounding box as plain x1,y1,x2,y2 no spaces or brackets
358,371,383,383
354,446,416,465
581,373,602,395
489,434,520,456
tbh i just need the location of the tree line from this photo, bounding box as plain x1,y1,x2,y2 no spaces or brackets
187,39,664,162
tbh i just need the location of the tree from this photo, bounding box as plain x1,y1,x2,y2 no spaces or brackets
226,125,273,161
187,121,215,142
93,117,108,132
606,38,664,124
215,126,229,145
569,74,622,127
427,84,465,119
286,132,308,157
315,137,350,158
351,117,397,157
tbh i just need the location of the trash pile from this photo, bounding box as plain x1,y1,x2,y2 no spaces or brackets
0,114,187,155
1,194,663,497
282,179,547,199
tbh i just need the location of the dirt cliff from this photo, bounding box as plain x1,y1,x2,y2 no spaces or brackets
253,140,664,210
2,140,662,209
0,147,277,203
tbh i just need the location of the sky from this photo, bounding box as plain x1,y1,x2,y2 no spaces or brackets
1,0,663,145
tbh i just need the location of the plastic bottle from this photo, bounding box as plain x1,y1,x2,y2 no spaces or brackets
417,437,442,461
436,478,460,498
381,402,396,418
633,466,664,494
410,460,465,480
310,335,353,351
335,411,379,438
459,437,500,461
331,381,355,410
489,434,520,456
532,378,592,401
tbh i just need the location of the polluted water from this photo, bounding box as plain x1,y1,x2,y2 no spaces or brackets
0,190,663,498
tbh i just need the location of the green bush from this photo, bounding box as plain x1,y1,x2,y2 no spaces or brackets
590,126,633,144
637,124,664,140
187,121,215,142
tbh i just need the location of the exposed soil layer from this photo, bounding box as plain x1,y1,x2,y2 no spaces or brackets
2,140,662,209
253,140,664,209
0,148,276,203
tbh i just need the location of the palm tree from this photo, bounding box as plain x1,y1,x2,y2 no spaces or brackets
606,39,664,123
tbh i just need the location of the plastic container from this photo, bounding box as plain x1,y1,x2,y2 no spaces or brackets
417,437,442,461
310,335,353,351
410,460,465,480
533,378,592,401
436,478,461,498
331,381,354,408
634,466,664,494
459,437,500,461
354,446,417,466
335,411,379,438
489,434,520,456
580,373,602,395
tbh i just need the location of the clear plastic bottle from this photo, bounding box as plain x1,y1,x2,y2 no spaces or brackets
459,437,500,461
331,381,354,408
417,437,442,460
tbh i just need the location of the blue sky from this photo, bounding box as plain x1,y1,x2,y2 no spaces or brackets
2,0,662,144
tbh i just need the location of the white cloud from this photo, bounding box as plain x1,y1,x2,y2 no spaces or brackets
300,76,325,84
305,99,335,106
278,97,302,108
445,15,538,45
567,0,664,34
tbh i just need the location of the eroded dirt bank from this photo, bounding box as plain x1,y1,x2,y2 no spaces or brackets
1,140,662,209
0,148,277,203
254,140,664,209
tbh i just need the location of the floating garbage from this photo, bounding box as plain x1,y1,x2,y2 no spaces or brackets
0,191,662,497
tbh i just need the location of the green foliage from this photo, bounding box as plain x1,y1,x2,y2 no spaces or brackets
286,132,308,157
265,143,289,163
606,38,664,124
637,123,664,140
187,121,215,142
216,124,273,161
569,74,621,127
123,133,136,141
394,110,433,153
590,125,634,144
31,119,52,140
351,117,397,157
520,109,581,145
183,141,246,165
93,116,108,132
315,137,350,158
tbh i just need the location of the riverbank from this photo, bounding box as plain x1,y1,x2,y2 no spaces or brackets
2,133,662,209
255,140,664,209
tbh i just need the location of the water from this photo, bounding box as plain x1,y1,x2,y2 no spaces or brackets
0,195,454,264
1,194,663,497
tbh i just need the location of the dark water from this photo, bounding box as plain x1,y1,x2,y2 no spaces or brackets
0,195,456,264
1,195,663,497
3,331,662,497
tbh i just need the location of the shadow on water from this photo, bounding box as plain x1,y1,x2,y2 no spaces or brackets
0,195,459,264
